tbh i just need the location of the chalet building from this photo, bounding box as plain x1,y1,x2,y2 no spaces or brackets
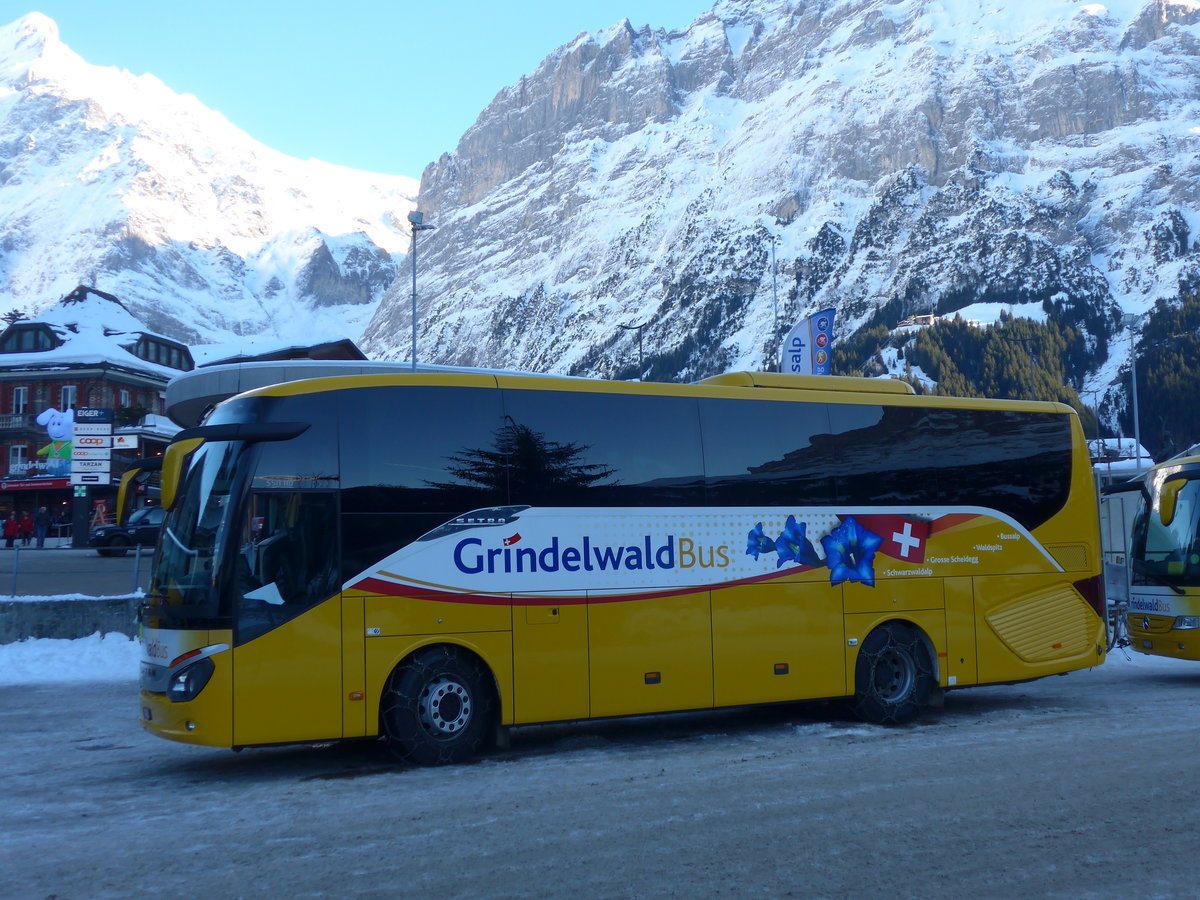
0,286,192,524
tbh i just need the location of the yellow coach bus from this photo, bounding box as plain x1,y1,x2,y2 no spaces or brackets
1114,449,1200,658
138,372,1106,765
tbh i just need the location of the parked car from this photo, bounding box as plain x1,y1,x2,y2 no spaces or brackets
89,505,164,557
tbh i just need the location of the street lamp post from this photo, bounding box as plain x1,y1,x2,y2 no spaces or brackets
407,211,436,371
1122,313,1143,472
770,234,779,333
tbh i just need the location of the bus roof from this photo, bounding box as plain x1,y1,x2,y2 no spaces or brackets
217,370,1077,418
164,359,568,428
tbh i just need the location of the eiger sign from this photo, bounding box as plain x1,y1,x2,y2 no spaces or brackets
75,407,114,424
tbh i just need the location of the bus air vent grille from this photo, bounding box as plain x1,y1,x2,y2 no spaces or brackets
1045,543,1089,571
985,586,1095,663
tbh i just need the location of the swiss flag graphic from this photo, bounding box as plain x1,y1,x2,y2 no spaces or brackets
502,533,522,546
850,515,931,563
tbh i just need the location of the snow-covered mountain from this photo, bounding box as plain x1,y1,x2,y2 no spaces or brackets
0,12,417,343
361,0,1200,405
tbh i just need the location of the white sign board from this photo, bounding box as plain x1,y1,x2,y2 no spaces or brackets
70,459,111,473
74,423,114,436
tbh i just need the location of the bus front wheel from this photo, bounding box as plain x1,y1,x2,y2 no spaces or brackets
381,646,495,766
852,623,935,725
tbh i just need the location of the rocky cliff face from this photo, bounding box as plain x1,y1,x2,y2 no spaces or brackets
362,0,1200,418
0,13,416,343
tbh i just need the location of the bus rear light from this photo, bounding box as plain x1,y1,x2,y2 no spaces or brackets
1073,574,1105,618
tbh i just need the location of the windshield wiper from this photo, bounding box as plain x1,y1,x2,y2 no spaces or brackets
1132,559,1187,595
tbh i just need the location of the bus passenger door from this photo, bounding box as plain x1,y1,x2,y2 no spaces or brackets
511,595,589,723
231,492,344,746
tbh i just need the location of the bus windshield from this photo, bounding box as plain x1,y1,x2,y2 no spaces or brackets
146,439,247,625
1133,473,1200,589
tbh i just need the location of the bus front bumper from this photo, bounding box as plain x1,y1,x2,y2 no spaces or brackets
139,661,233,748
1128,618,1200,661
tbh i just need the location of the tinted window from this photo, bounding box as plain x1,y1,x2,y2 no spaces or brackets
825,402,1072,528
235,491,340,645
341,512,450,583
239,394,339,488
338,385,507,513
129,506,164,525
827,404,943,505
700,397,835,506
500,389,704,506
205,393,339,488
336,385,507,574
932,408,1073,528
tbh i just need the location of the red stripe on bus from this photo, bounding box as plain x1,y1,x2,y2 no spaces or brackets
349,564,825,606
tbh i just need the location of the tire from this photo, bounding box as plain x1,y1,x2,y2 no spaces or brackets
105,536,131,558
381,646,495,766
852,622,935,725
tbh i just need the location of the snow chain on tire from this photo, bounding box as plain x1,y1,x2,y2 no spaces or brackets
853,623,936,725
381,645,495,766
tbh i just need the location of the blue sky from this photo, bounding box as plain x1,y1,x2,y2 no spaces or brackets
25,1,711,179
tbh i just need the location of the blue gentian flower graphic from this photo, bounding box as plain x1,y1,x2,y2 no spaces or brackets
746,522,776,560
820,516,883,586
774,515,822,569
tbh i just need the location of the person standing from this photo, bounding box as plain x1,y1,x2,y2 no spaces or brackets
19,510,33,546
34,507,51,549
3,514,19,548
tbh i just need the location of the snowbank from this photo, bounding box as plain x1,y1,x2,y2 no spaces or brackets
0,632,139,685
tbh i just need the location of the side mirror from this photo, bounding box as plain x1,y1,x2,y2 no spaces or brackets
1159,477,1186,527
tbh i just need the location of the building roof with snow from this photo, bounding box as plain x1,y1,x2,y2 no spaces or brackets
0,285,193,378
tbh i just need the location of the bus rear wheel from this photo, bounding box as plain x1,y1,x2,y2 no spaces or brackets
381,646,495,766
852,622,935,725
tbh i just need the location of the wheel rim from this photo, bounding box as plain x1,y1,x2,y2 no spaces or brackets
872,647,915,703
417,678,472,737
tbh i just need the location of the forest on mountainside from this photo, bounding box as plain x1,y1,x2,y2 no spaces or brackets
833,305,1199,462
1133,293,1200,460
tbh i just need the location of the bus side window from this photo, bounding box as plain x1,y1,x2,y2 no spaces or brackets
236,491,339,645
699,397,835,506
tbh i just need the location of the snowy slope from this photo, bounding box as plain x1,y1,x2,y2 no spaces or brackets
362,0,1200,405
0,13,418,343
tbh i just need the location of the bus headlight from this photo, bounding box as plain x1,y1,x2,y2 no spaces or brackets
168,657,215,702
1173,616,1200,630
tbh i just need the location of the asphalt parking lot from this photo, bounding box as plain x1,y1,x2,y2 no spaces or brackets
0,545,151,597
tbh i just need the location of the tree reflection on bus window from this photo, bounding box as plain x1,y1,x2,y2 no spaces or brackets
428,421,615,502
500,389,704,506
